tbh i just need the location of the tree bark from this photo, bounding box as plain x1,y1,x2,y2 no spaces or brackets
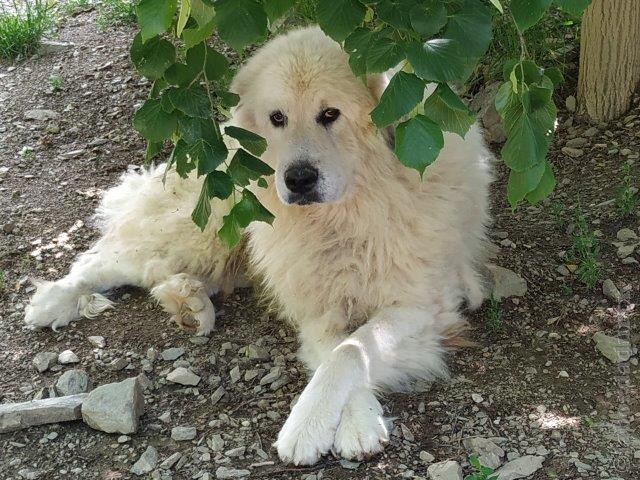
577,0,640,122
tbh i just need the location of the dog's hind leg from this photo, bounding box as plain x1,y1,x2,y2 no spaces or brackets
24,245,136,331
150,273,216,336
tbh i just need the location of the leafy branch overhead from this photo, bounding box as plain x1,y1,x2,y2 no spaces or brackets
130,0,592,246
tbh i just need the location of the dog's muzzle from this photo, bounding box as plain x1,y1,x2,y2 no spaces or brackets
284,163,321,205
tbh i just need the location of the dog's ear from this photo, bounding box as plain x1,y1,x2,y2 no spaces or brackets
229,68,258,130
367,73,395,149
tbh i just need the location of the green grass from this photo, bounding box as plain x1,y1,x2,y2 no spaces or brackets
569,212,600,289
0,0,52,60
485,296,502,332
478,7,580,86
465,455,498,480
58,0,90,17
96,0,136,30
49,73,62,91
549,201,566,229
0,270,5,291
615,163,638,218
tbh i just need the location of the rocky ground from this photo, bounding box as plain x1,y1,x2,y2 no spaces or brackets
1,10,639,480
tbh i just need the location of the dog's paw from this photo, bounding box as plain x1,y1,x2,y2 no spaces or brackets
276,394,341,465
333,389,388,460
24,280,91,331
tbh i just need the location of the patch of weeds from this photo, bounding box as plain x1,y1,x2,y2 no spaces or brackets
485,296,502,332
96,0,136,30
58,0,90,17
465,454,498,480
0,270,5,291
20,146,34,160
21,255,33,269
569,212,600,289
560,282,573,297
615,163,638,218
0,0,52,60
476,7,580,87
49,73,62,91
549,201,566,229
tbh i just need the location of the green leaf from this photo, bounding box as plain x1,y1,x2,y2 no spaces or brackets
544,66,564,86
178,116,217,144
507,161,546,209
136,0,177,42
219,91,240,108
228,149,274,186
130,33,176,80
469,455,482,469
394,114,444,175
317,0,366,42
497,82,556,172
370,71,425,127
525,161,555,203
145,140,163,162
263,0,296,22
172,139,196,177
206,170,234,200
366,35,405,74
553,0,590,17
164,85,212,118
176,0,191,37
215,0,268,51
409,0,447,38
376,0,412,30
423,83,475,137
218,189,274,248
406,39,468,83
489,0,504,13
190,137,229,175
344,28,375,76
133,98,179,141
189,0,215,26
444,0,492,58
191,179,212,231
511,0,553,32
224,126,268,156
182,19,215,48
203,46,229,80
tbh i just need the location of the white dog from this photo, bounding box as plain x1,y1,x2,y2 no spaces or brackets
25,26,492,464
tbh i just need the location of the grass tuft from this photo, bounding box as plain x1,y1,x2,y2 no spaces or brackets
485,296,502,332
615,163,638,218
569,212,600,289
0,0,52,60
96,0,136,30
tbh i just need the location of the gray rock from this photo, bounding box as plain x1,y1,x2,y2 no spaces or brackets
616,228,638,242
161,347,185,361
210,386,226,405
565,137,587,148
131,446,158,476
487,265,528,300
260,367,282,385
171,426,197,441
87,336,105,348
215,466,250,479
81,377,144,434
109,357,128,371
24,109,59,121
18,469,40,479
420,450,435,463
55,369,91,396
0,394,86,433
33,352,57,373
494,455,545,480
160,452,182,469
58,350,79,364
593,332,632,363
565,95,576,112
463,437,505,469
167,367,201,386
617,243,638,258
245,344,270,360
37,40,74,55
602,279,622,303
427,460,463,480
561,147,584,158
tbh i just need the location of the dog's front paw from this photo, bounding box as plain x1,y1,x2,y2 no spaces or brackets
276,395,340,465
333,388,388,460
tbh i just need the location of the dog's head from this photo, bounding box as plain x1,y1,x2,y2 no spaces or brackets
230,26,391,206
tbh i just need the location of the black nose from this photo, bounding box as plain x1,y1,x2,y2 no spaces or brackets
284,164,319,194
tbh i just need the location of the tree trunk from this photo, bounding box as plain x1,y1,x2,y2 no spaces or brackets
577,0,640,122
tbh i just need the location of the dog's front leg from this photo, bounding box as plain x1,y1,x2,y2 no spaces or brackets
277,306,450,465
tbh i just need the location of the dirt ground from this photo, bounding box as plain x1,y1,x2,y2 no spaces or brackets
1,11,639,480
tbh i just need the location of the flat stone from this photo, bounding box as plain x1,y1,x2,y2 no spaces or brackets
131,446,158,476
210,386,226,405
171,426,197,441
161,347,185,361
494,455,545,480
81,377,144,434
32,352,57,373
24,109,59,121
420,450,435,463
487,265,528,300
0,394,86,433
565,137,587,148
463,437,505,469
245,344,270,360
37,40,75,55
561,147,584,158
602,279,622,303
593,332,632,363
55,369,91,396
87,336,105,348
617,243,638,258
167,367,201,386
58,350,79,364
215,466,250,479
260,367,282,385
427,460,463,480
617,228,638,242
160,452,182,469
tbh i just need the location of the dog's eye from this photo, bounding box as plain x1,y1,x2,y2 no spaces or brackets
269,110,287,127
317,108,340,126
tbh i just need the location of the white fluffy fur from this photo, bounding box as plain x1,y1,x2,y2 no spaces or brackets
24,26,492,464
